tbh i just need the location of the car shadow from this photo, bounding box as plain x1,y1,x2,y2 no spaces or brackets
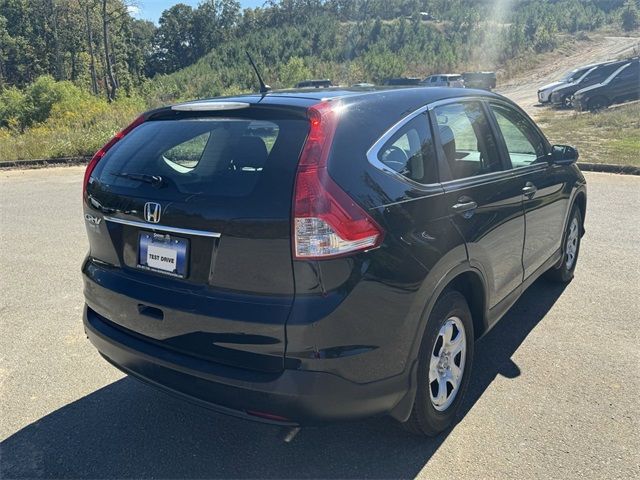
1,280,566,479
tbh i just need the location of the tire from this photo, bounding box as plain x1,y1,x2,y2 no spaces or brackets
561,94,572,109
587,96,609,112
546,207,582,283
401,290,474,436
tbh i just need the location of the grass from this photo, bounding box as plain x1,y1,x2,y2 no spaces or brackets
536,102,640,167
0,96,145,162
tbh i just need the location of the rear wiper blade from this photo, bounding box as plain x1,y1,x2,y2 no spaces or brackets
112,172,164,186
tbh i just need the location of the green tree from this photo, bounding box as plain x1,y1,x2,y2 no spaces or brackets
278,56,311,87
152,3,196,74
621,0,640,31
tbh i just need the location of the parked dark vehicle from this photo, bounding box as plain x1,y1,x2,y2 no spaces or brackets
462,71,496,90
537,63,603,104
294,79,333,88
572,59,640,111
549,59,630,108
384,77,423,86
82,87,586,436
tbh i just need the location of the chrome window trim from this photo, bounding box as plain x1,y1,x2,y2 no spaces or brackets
104,216,221,238
366,105,440,188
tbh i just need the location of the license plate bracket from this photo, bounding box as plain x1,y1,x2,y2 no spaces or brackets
138,232,189,278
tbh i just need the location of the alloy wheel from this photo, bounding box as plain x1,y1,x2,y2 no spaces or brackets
429,316,467,411
566,217,579,269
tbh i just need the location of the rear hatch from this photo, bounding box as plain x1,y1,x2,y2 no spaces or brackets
83,103,310,372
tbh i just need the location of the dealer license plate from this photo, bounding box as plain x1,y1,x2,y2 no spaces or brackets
138,232,188,278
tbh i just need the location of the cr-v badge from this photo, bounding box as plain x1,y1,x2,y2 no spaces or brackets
144,202,162,223
84,213,102,225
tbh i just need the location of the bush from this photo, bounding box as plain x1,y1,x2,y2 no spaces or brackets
278,57,312,88
0,86,146,161
0,76,85,131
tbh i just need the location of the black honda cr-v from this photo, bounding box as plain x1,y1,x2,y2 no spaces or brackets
82,87,586,436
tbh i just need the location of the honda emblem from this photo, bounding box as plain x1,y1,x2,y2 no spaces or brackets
144,202,162,224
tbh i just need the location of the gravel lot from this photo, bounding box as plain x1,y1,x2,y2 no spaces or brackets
1,166,638,479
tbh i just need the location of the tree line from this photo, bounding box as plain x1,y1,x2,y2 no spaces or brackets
0,0,638,107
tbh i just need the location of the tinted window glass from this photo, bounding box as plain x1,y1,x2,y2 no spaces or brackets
490,104,547,168
434,102,501,180
611,62,638,82
588,63,624,82
562,67,589,82
162,132,210,170
377,114,437,184
91,118,306,200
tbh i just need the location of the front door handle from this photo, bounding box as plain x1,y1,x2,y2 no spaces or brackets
522,182,537,198
451,199,478,217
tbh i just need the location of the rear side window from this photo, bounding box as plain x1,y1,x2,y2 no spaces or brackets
611,62,638,82
91,117,306,200
587,63,622,82
434,102,501,181
377,114,437,184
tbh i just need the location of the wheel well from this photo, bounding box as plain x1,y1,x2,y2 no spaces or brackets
574,191,587,233
446,271,486,340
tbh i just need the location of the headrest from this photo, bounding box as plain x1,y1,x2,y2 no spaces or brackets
232,136,268,170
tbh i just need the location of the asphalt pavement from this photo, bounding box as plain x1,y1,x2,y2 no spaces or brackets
0,167,638,479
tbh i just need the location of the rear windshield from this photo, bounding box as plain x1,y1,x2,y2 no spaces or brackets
91,117,309,200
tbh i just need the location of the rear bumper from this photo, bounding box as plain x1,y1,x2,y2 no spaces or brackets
84,305,408,425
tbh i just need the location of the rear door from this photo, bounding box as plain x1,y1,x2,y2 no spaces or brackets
608,61,640,102
430,100,526,309
83,106,309,371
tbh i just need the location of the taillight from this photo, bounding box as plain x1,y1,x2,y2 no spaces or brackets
293,101,384,260
82,115,145,198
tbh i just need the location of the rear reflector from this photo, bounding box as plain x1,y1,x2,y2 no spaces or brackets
293,101,383,259
83,115,145,198
171,101,250,111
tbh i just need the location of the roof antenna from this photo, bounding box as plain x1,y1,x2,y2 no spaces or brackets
246,51,271,95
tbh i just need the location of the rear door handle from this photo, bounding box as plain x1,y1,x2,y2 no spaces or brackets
522,182,537,198
451,199,478,216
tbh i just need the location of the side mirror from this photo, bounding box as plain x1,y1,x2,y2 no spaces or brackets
551,145,579,165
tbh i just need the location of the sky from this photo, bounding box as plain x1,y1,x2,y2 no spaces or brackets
131,1,264,24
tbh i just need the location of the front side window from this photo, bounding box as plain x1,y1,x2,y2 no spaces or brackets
433,102,501,180
490,104,547,168
376,114,437,184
